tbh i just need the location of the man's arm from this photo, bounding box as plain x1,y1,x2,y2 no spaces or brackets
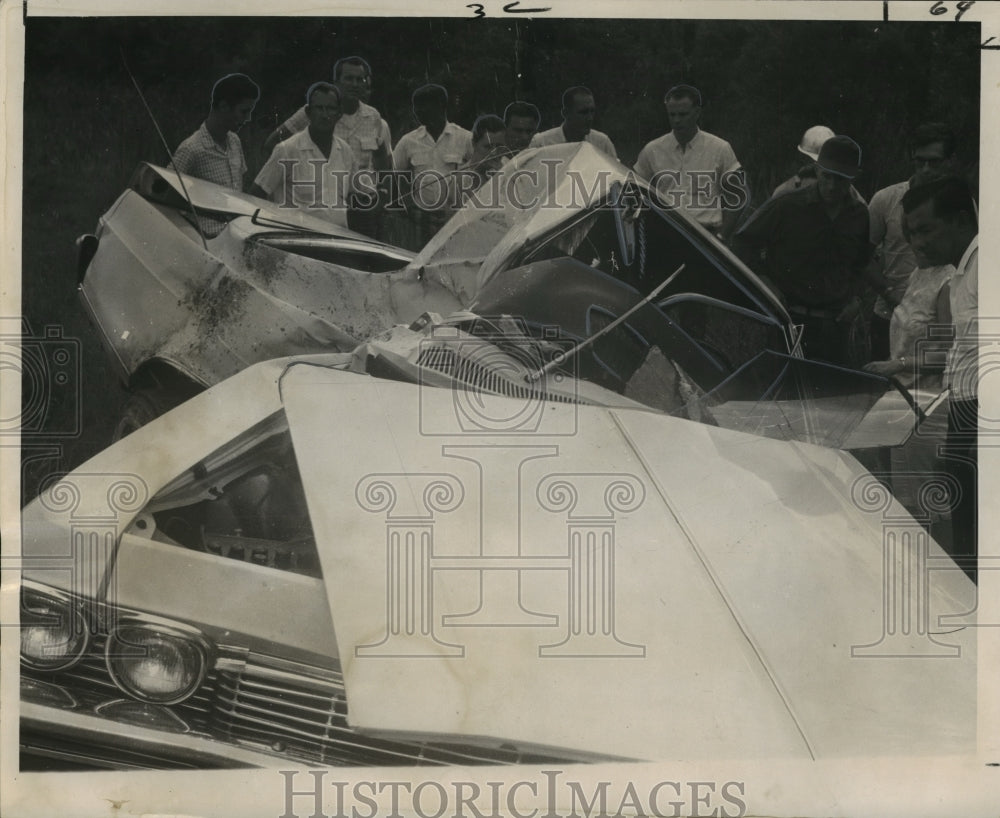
250,145,281,201
862,251,893,303
171,140,195,176
836,214,877,322
730,193,778,266
716,143,746,244
459,129,474,164
372,119,393,172
864,189,891,295
391,135,410,172
237,142,249,193
633,145,654,182
718,167,749,244
864,278,952,375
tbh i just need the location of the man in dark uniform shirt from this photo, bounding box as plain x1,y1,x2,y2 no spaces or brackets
734,135,871,367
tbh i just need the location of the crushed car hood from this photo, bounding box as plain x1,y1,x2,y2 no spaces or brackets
81,176,461,387
408,142,789,320
134,162,361,236
280,364,976,761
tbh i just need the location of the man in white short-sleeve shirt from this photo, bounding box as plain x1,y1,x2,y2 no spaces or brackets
262,57,392,238
634,84,747,242
263,56,391,174
529,86,617,160
393,83,473,247
251,83,357,228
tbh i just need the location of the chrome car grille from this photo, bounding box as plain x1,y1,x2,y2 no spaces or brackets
26,641,575,767
211,652,570,766
417,347,578,404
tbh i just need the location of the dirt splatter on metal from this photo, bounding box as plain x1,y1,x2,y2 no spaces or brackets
242,240,290,287
180,274,253,333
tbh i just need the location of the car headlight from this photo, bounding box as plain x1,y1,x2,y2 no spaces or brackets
106,619,209,705
20,584,90,671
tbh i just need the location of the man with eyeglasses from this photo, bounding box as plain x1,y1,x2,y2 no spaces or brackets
866,123,961,358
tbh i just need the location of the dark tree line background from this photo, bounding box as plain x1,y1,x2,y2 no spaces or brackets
19,15,981,500
25,16,980,200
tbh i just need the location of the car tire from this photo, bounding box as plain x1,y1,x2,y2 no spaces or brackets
112,387,185,442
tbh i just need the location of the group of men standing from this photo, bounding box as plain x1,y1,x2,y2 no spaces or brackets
169,65,748,247
734,120,978,577
170,63,980,577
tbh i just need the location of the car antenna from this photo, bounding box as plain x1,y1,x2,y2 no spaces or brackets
524,263,685,384
121,49,209,251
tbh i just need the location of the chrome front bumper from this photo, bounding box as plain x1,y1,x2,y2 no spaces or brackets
20,693,299,770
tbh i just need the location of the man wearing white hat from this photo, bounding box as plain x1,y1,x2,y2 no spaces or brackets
773,125,866,204
734,135,872,367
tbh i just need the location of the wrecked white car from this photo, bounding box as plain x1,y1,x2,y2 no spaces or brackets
19,319,976,769
77,143,804,436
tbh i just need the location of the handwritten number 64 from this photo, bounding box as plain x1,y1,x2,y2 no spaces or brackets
929,0,976,21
